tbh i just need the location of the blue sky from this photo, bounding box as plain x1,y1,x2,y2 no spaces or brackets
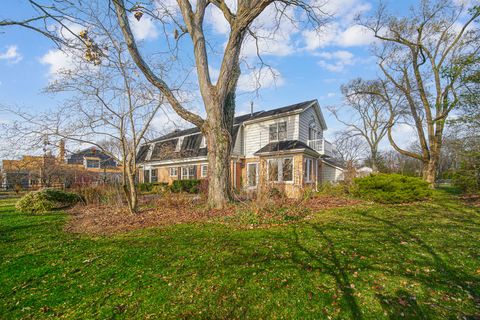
0,0,420,153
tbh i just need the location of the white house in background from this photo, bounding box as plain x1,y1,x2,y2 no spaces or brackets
137,100,344,197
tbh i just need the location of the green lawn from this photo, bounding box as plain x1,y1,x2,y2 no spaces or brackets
0,191,479,319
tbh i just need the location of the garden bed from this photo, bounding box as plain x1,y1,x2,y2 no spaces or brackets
65,194,362,235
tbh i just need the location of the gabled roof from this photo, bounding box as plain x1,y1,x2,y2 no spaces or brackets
150,100,316,143
67,147,117,168
140,100,323,163
254,140,319,156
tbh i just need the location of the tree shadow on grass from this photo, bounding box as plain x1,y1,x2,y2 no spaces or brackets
289,225,363,319
356,209,480,317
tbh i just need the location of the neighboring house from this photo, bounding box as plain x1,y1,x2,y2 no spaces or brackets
137,100,344,197
1,145,122,190
66,147,122,185
357,166,374,177
1,155,56,190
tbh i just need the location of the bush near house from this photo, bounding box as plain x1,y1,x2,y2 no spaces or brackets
16,189,80,214
170,180,201,194
137,182,169,194
352,174,431,204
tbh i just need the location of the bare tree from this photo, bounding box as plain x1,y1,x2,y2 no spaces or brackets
332,130,367,167
1,5,165,213
360,0,480,185
111,0,326,208
329,78,396,172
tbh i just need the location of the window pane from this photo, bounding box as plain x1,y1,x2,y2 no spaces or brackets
283,158,293,182
144,170,150,183
247,163,257,187
268,160,279,181
151,169,158,182
201,165,208,177
189,166,195,178
278,122,287,140
269,124,278,141
304,159,309,180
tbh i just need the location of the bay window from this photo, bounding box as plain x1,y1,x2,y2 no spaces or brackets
304,158,315,182
268,157,293,182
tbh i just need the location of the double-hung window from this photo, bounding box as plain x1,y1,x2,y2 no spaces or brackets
201,164,208,178
304,158,314,182
247,163,258,187
169,167,178,177
181,166,195,180
269,122,287,142
143,169,150,183
151,169,158,183
268,157,293,182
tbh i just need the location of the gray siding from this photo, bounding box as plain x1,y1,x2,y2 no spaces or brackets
299,105,324,143
321,163,344,183
243,114,299,157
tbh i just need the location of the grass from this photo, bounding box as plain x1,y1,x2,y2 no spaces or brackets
0,190,479,319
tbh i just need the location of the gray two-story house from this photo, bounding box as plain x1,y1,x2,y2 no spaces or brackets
137,100,344,197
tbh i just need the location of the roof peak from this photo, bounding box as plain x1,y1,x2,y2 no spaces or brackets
150,99,317,143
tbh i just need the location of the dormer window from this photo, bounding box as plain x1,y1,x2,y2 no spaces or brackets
85,158,100,168
175,137,184,152
200,136,206,148
269,122,287,142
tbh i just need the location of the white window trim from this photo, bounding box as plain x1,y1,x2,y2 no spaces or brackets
85,158,101,169
246,162,259,188
200,136,206,148
269,121,288,143
305,158,314,182
267,157,294,184
175,137,184,152
200,164,208,178
169,167,178,177
181,165,195,180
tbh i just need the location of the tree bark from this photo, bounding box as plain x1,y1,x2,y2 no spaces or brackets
203,103,234,209
122,164,138,214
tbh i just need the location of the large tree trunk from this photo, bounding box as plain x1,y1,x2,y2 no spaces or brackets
122,165,138,214
204,118,233,209
422,157,438,187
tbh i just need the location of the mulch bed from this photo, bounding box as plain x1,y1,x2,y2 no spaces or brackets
65,194,361,235
459,194,480,207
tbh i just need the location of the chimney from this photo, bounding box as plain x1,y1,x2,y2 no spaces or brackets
58,139,65,162
250,101,254,117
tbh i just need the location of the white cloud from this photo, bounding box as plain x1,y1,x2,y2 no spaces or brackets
40,49,75,77
302,0,375,50
237,67,285,92
337,25,376,47
0,45,23,64
129,15,158,41
317,50,355,72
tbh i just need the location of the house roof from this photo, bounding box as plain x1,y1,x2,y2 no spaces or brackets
321,157,345,170
67,147,117,168
150,100,316,143
140,100,321,163
254,140,319,156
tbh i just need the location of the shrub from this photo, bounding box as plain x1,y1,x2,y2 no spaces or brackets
352,174,431,204
137,182,169,194
317,182,349,197
73,185,124,206
170,180,201,194
16,189,80,214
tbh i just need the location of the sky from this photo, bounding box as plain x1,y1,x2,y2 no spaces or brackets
0,0,433,157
